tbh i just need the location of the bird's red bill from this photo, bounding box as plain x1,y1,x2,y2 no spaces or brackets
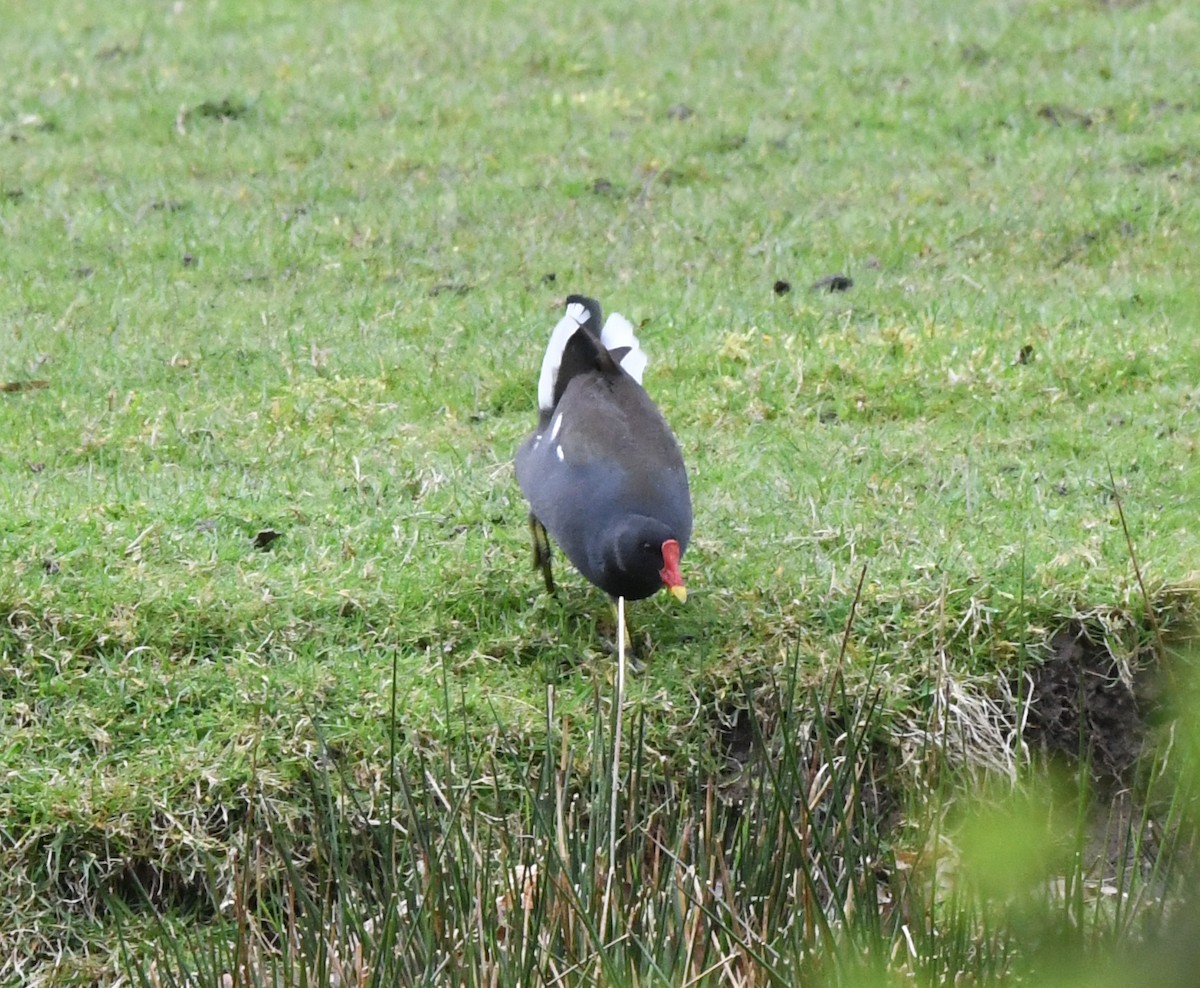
659,539,687,602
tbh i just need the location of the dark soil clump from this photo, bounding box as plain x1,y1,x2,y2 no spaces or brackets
1025,620,1160,787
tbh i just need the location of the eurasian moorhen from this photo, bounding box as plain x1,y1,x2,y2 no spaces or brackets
515,295,692,602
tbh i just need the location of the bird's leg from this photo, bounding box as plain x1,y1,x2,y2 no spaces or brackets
529,513,555,594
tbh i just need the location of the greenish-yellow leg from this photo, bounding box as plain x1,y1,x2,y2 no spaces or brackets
529,513,554,594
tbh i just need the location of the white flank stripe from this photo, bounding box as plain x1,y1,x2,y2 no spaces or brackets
549,413,563,441
555,445,565,462
600,312,647,384
536,302,591,411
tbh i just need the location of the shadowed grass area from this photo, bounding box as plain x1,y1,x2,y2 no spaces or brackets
116,645,1200,987
2,0,1199,981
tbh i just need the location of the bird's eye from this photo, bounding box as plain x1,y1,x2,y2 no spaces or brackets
641,541,653,552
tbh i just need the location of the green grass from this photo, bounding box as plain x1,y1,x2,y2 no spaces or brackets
2,0,1199,982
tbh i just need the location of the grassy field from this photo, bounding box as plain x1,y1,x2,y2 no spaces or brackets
2,0,1199,983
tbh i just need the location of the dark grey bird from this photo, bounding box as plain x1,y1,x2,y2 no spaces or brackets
515,295,692,602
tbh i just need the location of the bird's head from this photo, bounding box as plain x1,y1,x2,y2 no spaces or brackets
602,518,688,602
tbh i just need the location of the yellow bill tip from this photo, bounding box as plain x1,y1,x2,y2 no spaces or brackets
667,584,688,604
